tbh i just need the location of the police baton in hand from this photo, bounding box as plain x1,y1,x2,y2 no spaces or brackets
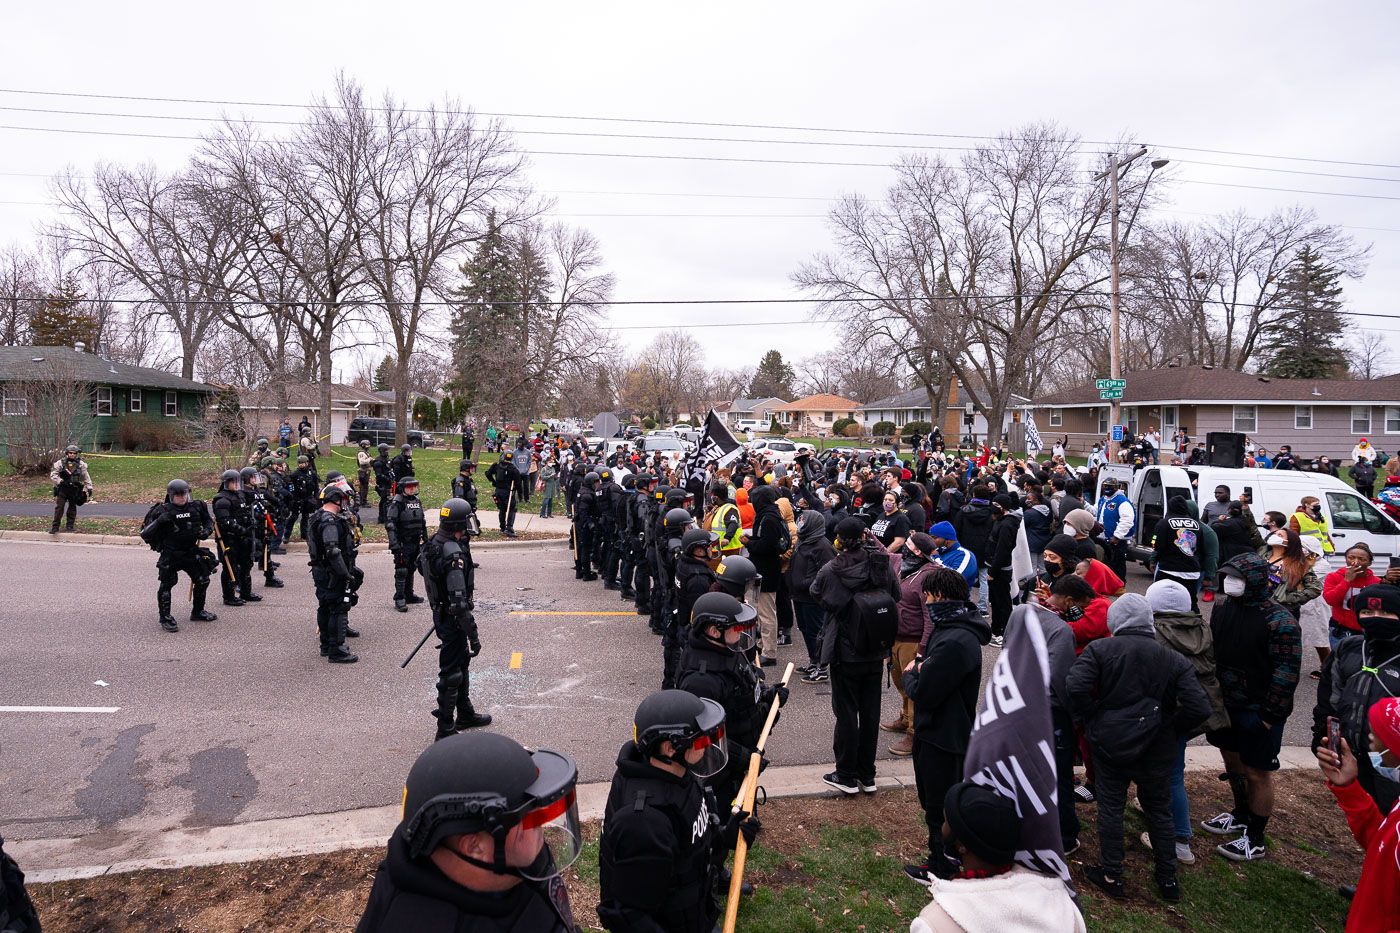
722,661,794,933
401,623,437,669
212,521,237,582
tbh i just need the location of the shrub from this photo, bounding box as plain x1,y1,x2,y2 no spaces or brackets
768,417,787,435
117,418,185,452
902,420,933,436
832,417,857,436
840,423,864,438
642,417,657,430
413,396,438,431
871,420,896,438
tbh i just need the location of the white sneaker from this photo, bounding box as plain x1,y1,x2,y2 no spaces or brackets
1140,831,1195,864
1216,833,1265,862
988,635,1004,649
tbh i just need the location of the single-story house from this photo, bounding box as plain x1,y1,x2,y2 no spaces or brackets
772,394,860,436
726,397,786,428
0,344,215,451
238,383,391,444
1030,366,1400,458
677,402,730,424
860,379,1032,441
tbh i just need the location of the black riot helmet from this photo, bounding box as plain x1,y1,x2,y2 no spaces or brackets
459,458,475,473
438,497,477,535
584,471,601,487
599,468,613,484
399,474,420,496
325,470,344,484
715,555,762,603
665,489,692,511
636,472,657,490
166,478,191,500
220,469,241,490
664,507,695,535
239,466,258,485
378,442,391,453
399,732,581,881
321,483,349,505
401,443,412,454
359,439,371,449
681,527,719,559
690,591,759,652
621,474,636,490
654,484,671,502
633,689,728,778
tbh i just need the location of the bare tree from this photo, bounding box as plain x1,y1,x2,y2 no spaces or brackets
620,329,705,424
0,358,95,473
0,243,41,346
1349,330,1394,380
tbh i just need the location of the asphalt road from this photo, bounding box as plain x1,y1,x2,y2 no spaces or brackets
0,501,437,523
0,539,1318,846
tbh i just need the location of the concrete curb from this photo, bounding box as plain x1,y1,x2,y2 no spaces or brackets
0,529,567,551
13,747,1317,883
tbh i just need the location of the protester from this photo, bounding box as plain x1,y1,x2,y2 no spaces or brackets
875,531,941,757
787,509,836,684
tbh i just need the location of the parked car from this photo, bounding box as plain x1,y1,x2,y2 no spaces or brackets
1095,463,1400,570
346,417,436,447
747,438,814,464
639,435,692,455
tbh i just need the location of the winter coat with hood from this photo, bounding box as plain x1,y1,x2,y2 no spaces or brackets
986,505,1022,573
1022,500,1053,556
785,510,836,604
1147,580,1230,734
811,541,903,666
953,496,996,564
824,486,854,541
902,601,991,753
872,535,939,642
1184,499,1219,582
1211,552,1302,723
1313,622,1400,812
1066,595,1213,764
745,485,784,593
933,486,965,525
775,494,799,570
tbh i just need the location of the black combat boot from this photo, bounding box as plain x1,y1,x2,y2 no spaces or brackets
456,695,492,730
317,606,331,656
158,588,179,633
263,573,284,588
394,567,408,612
239,573,263,601
404,575,425,605
48,522,59,535
190,581,217,622
327,613,358,663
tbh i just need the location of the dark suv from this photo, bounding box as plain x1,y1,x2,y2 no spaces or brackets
346,417,435,447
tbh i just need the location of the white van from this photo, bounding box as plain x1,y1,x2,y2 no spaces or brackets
1096,463,1400,570
734,419,765,433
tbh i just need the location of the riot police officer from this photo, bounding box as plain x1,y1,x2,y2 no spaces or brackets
713,555,761,606
325,470,367,608
307,484,358,663
451,459,482,570
212,469,258,605
485,451,521,536
597,689,757,933
659,507,698,689
49,444,92,534
572,471,601,581
616,475,638,600
390,443,414,489
421,498,491,739
244,467,284,590
356,438,374,507
372,442,394,523
677,592,787,813
247,436,271,467
630,474,658,616
357,732,582,932
290,454,319,539
140,479,218,632
387,475,428,612
597,469,623,589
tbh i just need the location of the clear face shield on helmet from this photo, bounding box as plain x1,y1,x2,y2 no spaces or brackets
513,781,584,881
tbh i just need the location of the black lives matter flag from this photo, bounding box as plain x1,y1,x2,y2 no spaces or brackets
685,409,743,487
963,603,1070,885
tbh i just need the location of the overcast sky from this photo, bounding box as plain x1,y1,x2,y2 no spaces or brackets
2,1,1397,383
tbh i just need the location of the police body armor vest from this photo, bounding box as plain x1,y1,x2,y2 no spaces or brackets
163,501,209,552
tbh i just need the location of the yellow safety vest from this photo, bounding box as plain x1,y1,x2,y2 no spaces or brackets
1294,511,1334,553
710,502,744,553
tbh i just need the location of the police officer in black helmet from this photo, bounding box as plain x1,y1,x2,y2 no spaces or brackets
373,442,394,524
597,689,759,933
677,593,787,816
422,498,492,740
713,556,761,606
572,471,601,581
485,451,522,537
387,475,429,612
140,478,218,633
357,732,582,933
212,468,257,606
308,483,359,664
665,525,716,690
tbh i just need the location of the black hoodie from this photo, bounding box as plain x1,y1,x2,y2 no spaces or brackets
745,485,783,592
902,602,990,752
811,543,903,665
1152,495,1202,577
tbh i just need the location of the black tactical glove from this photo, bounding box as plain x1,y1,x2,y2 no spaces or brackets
762,684,790,708
721,809,761,850
469,634,482,657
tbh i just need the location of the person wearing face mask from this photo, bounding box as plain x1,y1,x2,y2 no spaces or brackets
870,491,912,552
1201,553,1301,862
788,510,837,683
983,494,1023,647
1290,495,1335,555
926,522,978,610
870,532,942,758
1263,529,1322,621
1314,584,1400,817
1316,695,1400,933
899,568,991,884
597,689,759,933
356,732,582,933
675,595,784,833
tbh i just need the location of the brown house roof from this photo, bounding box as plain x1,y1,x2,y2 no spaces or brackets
1034,367,1400,407
773,393,860,412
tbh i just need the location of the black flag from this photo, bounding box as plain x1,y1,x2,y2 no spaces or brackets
963,603,1070,884
684,409,743,487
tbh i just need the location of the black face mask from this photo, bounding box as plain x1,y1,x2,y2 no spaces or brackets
1362,616,1400,644
926,600,967,626
1043,559,1062,575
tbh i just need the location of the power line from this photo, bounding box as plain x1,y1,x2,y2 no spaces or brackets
2,86,1397,171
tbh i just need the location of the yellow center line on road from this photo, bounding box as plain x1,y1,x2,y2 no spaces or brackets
510,652,523,669
508,611,636,616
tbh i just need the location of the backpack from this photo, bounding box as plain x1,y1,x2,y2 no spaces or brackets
140,501,168,551
850,551,898,655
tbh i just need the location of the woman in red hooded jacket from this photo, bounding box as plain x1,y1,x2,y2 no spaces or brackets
1318,695,1400,932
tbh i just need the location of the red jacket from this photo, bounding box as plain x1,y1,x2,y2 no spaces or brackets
1330,779,1400,932
1324,567,1381,632
1069,597,1111,655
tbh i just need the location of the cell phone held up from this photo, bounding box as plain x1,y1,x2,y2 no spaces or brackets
1328,716,1342,754
1389,555,1400,573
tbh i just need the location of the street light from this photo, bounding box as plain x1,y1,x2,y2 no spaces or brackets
1095,148,1168,447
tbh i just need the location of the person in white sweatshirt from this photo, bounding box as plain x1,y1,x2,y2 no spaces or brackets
911,781,1085,933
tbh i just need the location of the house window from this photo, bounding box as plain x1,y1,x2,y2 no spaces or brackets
1232,405,1257,433
164,391,178,417
1096,408,1108,435
1352,406,1372,435
1048,408,1062,427
129,388,143,413
1387,407,1400,435
824,411,833,421
1295,406,1313,430
1123,407,1139,437
95,386,113,416
2,389,25,416
1161,406,1178,435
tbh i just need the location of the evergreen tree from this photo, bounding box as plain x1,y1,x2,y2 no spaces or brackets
413,396,438,431
748,349,796,399
1258,246,1349,379
372,355,395,392
439,395,455,430
29,275,98,349
449,211,523,412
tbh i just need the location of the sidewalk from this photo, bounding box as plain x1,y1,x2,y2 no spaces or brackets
11,746,1316,883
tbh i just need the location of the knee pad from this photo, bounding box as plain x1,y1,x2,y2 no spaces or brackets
438,668,464,691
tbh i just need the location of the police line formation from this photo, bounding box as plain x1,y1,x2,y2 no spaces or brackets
18,428,1400,931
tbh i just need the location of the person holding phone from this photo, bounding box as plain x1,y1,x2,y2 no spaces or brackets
1290,496,1335,555
1323,544,1391,647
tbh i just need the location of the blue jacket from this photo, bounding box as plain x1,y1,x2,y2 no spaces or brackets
934,542,979,590
1095,492,1136,541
